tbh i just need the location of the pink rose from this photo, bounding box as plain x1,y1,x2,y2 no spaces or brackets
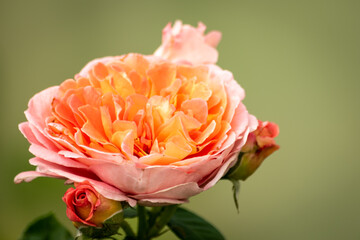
15,21,258,205
63,182,122,227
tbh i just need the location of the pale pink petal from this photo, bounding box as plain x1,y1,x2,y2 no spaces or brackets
20,122,61,151
77,57,116,78
248,114,259,132
19,122,42,147
58,150,124,166
204,31,222,47
203,151,239,190
29,144,87,168
138,199,188,206
14,171,61,183
89,158,222,196
154,21,221,65
229,103,250,137
25,86,58,130
134,182,202,202
27,157,136,205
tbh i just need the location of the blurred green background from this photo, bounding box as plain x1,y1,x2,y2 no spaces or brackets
1,0,359,239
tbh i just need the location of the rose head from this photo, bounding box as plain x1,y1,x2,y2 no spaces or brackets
15,21,259,205
63,182,122,227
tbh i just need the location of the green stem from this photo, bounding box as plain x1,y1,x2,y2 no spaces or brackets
120,220,136,238
148,207,162,228
137,205,148,240
148,205,178,238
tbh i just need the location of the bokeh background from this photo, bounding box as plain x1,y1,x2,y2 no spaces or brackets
1,0,359,239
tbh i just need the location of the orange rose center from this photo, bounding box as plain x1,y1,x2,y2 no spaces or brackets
47,54,231,165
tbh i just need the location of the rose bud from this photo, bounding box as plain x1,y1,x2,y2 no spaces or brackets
62,182,122,227
227,120,280,181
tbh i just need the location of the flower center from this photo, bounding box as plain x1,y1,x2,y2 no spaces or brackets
47,54,230,165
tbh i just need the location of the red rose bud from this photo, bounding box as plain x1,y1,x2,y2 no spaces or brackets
228,120,280,181
62,182,122,227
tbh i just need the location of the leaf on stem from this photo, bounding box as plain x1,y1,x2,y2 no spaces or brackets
20,213,73,240
167,207,225,240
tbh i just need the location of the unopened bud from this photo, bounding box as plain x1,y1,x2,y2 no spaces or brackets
62,182,122,227
227,120,280,181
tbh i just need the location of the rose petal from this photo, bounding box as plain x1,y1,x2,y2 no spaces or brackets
154,21,220,65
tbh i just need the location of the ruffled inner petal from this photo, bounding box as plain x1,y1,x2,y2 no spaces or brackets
46,53,249,165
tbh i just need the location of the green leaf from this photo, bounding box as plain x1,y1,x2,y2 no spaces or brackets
20,213,73,240
167,207,225,240
123,236,137,240
123,207,137,219
77,211,123,239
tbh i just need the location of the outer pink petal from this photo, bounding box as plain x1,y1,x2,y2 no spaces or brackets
154,21,221,65
89,162,201,195
89,137,239,203
230,103,250,137
135,182,202,204
29,123,64,151
25,86,58,130
204,31,222,47
21,87,65,152
77,56,117,78
29,144,87,169
89,151,228,198
19,157,136,206
203,151,239,190
208,65,245,101
14,171,61,183
248,115,259,133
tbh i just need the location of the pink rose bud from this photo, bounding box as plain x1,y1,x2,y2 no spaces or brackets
62,182,122,227
228,120,280,181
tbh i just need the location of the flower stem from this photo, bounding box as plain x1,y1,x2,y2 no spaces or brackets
120,220,136,238
148,205,178,238
137,205,148,240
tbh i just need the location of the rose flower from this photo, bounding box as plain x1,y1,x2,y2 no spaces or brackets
63,182,122,227
15,21,258,205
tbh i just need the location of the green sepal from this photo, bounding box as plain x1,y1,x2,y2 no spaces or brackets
20,213,73,240
222,152,244,180
76,210,123,239
123,207,137,219
167,207,225,240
